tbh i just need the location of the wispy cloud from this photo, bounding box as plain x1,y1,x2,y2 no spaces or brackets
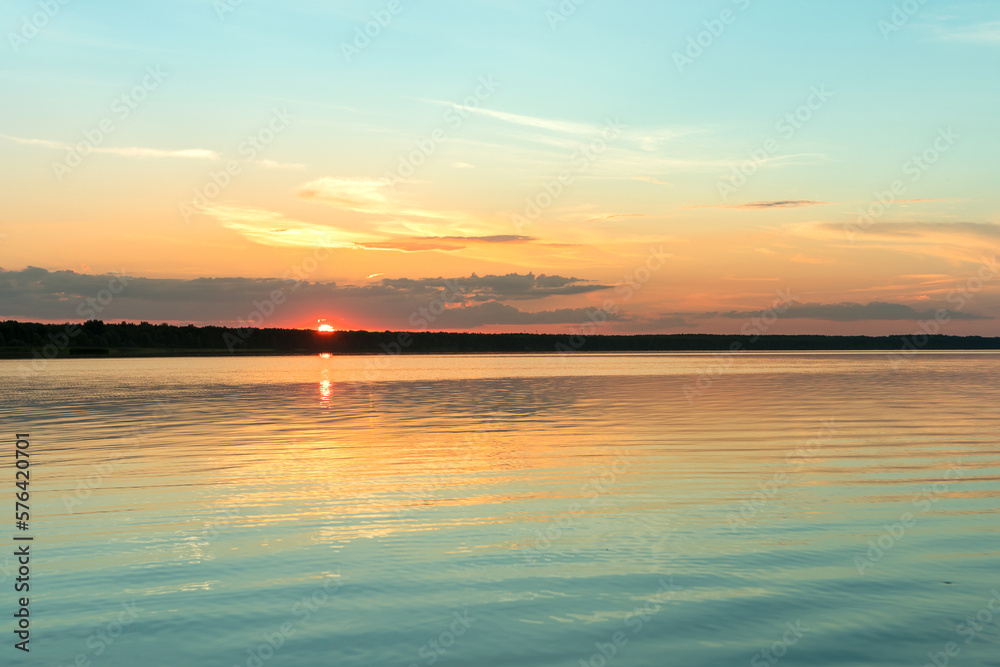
631,176,674,186
937,21,1000,43
586,214,647,223
254,159,305,169
790,253,836,265
803,221,1000,266
689,200,830,210
419,103,705,172
205,205,539,253
361,235,538,252
431,301,626,327
206,206,365,249
297,177,391,212
426,102,598,135
1,135,218,159
714,301,991,321
296,176,477,227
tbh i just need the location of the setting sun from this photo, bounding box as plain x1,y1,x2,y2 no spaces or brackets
317,324,336,333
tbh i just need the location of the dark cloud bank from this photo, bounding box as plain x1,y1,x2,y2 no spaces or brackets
1,268,991,330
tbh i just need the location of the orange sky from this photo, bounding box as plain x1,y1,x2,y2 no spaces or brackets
2,1,998,335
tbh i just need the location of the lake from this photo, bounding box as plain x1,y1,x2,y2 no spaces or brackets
2,352,998,666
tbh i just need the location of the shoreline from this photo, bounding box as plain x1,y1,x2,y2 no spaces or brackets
3,322,999,359
3,342,1000,361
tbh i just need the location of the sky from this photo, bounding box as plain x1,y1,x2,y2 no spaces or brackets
2,0,999,335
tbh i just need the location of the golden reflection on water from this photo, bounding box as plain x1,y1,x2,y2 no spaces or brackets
109,350,998,560
6,354,1000,665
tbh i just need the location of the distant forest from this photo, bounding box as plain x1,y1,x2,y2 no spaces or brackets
1,320,999,359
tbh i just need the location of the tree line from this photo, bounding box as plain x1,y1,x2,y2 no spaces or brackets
1,320,999,358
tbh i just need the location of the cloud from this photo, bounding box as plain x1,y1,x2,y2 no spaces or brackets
0,267,613,327
203,206,540,253
586,214,647,223
377,272,613,301
804,222,1000,266
790,254,836,265
296,177,391,212
418,102,704,174
254,159,305,169
714,301,991,322
689,200,830,210
632,176,674,186
1,135,218,160
205,206,365,249
427,104,598,135
361,235,538,252
837,222,1000,239
295,178,478,231
619,314,700,332
431,301,627,327
937,21,1000,43
96,147,217,159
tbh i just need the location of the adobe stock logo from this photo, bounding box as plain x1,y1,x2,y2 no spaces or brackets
7,0,72,53
340,0,408,63
673,0,753,73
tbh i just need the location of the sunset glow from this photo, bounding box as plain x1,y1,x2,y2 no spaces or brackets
1,1,997,337
6,3,1000,666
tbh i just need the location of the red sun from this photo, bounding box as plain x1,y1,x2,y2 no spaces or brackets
317,324,336,333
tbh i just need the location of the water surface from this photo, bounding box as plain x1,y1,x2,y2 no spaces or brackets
2,353,998,666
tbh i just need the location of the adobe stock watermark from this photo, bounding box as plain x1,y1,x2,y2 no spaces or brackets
844,127,959,241
340,0,407,63
726,419,837,531
17,272,131,379
224,247,331,351
383,75,500,190
234,574,343,667
683,288,798,403
7,0,72,53
557,246,669,357
406,609,477,667
888,256,999,369
179,108,293,222
546,0,589,31
521,449,632,564
61,401,174,512
361,278,466,380
853,463,964,575
717,85,832,201
52,66,169,181
185,445,312,552
512,118,626,233
214,0,245,20
630,524,696,556
578,577,679,667
750,621,810,667
673,0,752,73
382,425,502,520
879,0,930,39
55,601,142,667
922,589,1000,667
